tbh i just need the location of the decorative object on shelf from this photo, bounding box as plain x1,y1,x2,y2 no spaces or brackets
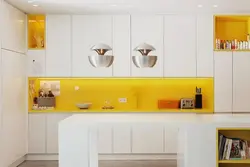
158,100,179,109
88,43,114,68
76,103,92,109
132,43,157,68
195,87,202,109
180,98,194,109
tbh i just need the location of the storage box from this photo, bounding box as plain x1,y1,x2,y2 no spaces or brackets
158,100,179,109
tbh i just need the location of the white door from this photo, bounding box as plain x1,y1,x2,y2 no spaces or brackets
132,123,164,153
112,15,131,77
165,124,179,153
72,15,113,77
46,15,71,77
113,124,131,153
28,114,46,153
46,114,72,153
233,52,250,112
131,15,164,77
27,50,46,77
214,51,233,112
164,15,196,77
196,15,214,77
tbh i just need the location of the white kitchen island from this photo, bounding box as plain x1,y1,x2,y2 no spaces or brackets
58,114,250,167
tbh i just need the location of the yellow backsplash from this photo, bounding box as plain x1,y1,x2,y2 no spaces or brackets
28,77,214,112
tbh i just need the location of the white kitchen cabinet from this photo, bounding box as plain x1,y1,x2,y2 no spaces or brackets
131,16,164,77
46,114,72,153
132,123,164,153
113,124,131,153
72,15,113,77
233,52,250,112
28,114,46,153
214,52,233,112
196,15,214,77
46,15,71,77
27,50,46,77
164,15,196,77
98,124,113,154
1,1,26,53
113,15,131,77
165,125,178,153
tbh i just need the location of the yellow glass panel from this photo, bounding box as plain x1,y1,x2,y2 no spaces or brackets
28,15,45,49
28,77,214,113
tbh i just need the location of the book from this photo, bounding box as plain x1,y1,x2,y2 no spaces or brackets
230,139,241,159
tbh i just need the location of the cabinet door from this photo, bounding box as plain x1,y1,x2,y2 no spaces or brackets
233,52,250,112
72,15,113,77
46,114,72,153
113,124,131,153
113,15,131,77
131,16,164,77
97,124,113,154
214,52,233,112
132,123,164,153
165,124,179,153
27,50,46,77
46,15,71,77
197,15,214,77
28,114,46,153
164,15,196,77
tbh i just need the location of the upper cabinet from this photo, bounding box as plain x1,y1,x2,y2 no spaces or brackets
46,15,71,77
196,15,214,77
214,15,250,51
72,15,113,77
233,52,250,112
131,16,164,77
1,2,26,53
164,15,196,77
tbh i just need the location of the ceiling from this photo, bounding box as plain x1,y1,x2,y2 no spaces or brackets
6,0,250,14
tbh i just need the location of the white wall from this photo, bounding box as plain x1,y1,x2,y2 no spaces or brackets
0,1,27,167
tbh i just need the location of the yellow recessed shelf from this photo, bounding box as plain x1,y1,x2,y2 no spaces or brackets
216,128,250,167
28,15,45,49
214,15,250,51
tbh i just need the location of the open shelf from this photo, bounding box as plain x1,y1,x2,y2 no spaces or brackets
214,15,250,51
28,15,45,49
217,128,250,167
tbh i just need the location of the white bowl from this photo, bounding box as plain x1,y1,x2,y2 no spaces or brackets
76,103,92,109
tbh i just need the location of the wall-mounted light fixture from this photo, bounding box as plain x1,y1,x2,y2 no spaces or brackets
88,43,114,68
132,43,157,68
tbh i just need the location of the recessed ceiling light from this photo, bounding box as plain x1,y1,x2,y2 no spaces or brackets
197,4,203,8
213,5,218,8
33,4,39,7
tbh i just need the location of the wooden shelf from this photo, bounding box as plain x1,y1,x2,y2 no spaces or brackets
28,15,45,49
214,49,250,52
219,160,250,164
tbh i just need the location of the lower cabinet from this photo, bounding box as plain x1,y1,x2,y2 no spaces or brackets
28,114,178,155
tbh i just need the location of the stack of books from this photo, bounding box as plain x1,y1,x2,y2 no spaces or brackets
219,134,250,160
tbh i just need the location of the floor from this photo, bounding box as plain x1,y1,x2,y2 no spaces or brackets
18,160,177,167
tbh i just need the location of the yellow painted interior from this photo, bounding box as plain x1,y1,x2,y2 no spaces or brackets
28,15,45,49
214,15,250,50
216,128,250,167
28,77,214,113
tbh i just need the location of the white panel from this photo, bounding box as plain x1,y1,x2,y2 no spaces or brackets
1,2,25,53
27,50,46,77
233,52,250,112
196,15,214,77
214,52,233,112
98,124,113,153
46,15,71,76
28,114,46,153
1,50,27,165
113,15,131,77
132,123,164,153
131,15,164,77
72,15,113,77
165,125,179,153
47,114,72,153
164,15,196,77
113,124,131,153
